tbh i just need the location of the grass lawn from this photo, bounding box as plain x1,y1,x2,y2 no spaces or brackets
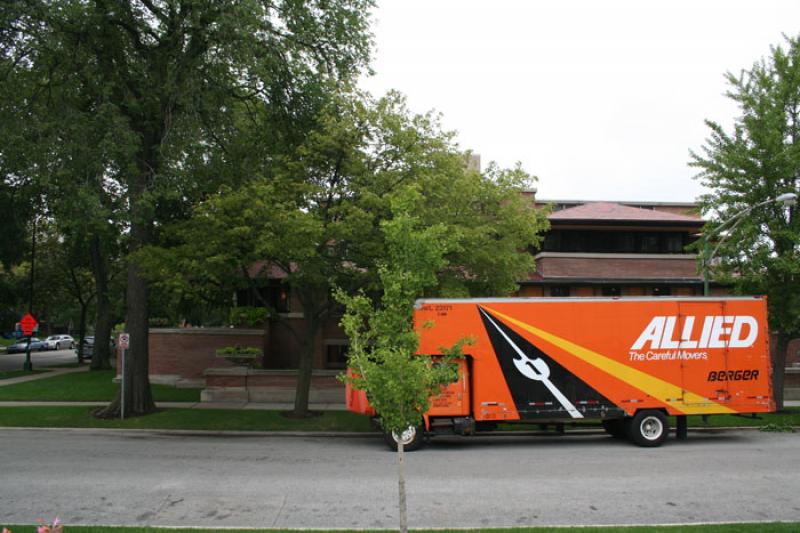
0,405,373,431
0,336,17,346
680,410,800,429
0,370,200,402
0,523,797,532
0,369,50,380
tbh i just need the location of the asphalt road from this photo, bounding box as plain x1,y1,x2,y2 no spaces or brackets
0,348,81,372
1,429,799,529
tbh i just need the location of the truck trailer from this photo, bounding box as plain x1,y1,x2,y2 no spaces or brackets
346,296,775,448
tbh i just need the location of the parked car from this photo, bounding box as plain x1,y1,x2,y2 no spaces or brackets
79,336,115,361
79,336,95,360
43,335,75,351
6,337,46,353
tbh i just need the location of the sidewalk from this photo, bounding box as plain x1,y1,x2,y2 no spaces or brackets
0,400,347,410
0,365,88,386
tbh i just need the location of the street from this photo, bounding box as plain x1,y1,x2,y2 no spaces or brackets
1,429,798,528
0,348,81,372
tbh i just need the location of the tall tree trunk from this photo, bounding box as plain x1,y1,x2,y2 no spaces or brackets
67,264,93,363
261,317,271,369
90,235,112,370
77,302,88,363
772,331,790,411
292,312,318,417
398,440,408,533
94,172,156,418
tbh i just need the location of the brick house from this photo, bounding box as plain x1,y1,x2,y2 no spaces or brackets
519,199,712,298
147,196,742,400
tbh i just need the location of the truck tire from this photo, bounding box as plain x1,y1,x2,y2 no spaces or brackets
601,419,626,439
383,425,424,452
627,410,668,447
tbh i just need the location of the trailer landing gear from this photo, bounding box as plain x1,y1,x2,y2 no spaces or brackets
676,415,688,440
601,419,627,439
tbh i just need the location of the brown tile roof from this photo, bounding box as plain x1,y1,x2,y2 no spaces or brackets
247,261,291,279
548,202,702,223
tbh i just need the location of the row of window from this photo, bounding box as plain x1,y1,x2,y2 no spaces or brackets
549,286,680,297
235,285,290,313
541,230,695,254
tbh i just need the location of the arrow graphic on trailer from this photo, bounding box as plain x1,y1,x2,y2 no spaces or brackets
478,307,584,418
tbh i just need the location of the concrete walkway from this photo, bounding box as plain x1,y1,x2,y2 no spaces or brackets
0,364,88,386
0,400,347,410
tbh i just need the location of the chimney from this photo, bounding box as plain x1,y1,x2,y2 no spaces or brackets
467,153,481,172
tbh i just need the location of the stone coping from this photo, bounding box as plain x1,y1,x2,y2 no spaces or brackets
204,367,341,377
150,327,263,335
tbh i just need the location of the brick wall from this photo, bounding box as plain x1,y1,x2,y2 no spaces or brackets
535,254,700,280
149,328,265,380
149,314,350,382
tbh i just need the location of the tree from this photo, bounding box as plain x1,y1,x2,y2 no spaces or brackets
690,34,800,409
2,0,374,416
145,90,549,417
336,190,465,533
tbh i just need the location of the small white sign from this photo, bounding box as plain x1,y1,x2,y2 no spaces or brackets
118,333,130,350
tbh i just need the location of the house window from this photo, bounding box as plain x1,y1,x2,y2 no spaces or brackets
638,234,660,253
550,286,570,297
325,341,350,369
601,286,621,297
235,281,290,313
664,233,684,253
614,233,636,253
651,286,672,297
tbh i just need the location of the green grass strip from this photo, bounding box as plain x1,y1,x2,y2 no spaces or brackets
680,410,800,428
0,370,200,402
0,337,16,347
0,522,797,532
0,405,796,433
0,406,372,432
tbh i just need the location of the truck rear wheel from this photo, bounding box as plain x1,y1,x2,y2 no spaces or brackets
383,425,424,452
627,410,668,447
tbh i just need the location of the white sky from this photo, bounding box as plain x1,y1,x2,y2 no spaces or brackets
359,0,800,203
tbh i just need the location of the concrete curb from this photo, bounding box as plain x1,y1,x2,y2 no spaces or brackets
0,426,379,438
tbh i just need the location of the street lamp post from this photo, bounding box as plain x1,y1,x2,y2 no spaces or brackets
24,214,37,372
702,192,797,296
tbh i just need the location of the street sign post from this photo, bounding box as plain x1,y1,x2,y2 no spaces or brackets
19,313,38,372
19,313,38,336
118,333,129,420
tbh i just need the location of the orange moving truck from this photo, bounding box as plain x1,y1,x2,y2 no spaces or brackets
346,297,775,448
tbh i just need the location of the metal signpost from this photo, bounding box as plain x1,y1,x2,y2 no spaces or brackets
118,333,130,420
18,313,38,372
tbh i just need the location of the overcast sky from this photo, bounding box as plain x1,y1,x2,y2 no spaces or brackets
358,0,800,203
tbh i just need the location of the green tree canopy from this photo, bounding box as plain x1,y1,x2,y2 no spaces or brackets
335,190,467,533
1,0,375,415
690,34,800,407
144,90,549,416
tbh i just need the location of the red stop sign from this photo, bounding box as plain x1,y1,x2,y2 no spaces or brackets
19,313,38,336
